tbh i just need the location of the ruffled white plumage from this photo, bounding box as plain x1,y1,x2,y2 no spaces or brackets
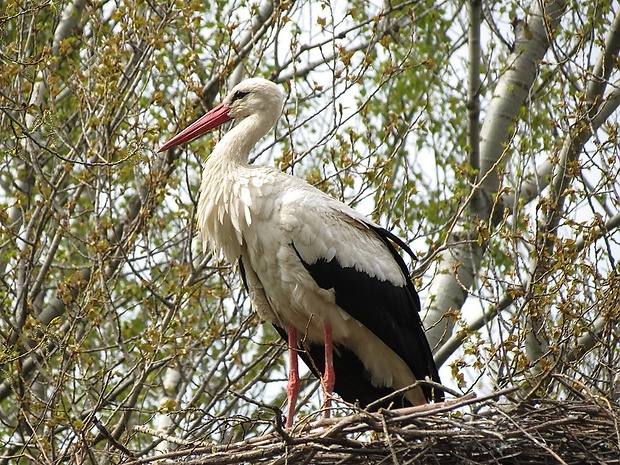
182,78,435,410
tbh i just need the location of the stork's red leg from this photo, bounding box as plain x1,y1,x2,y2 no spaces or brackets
285,325,300,428
322,323,335,418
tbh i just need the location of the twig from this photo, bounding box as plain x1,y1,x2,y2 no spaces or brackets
381,414,399,465
495,408,569,465
381,392,477,418
133,424,199,447
92,416,135,458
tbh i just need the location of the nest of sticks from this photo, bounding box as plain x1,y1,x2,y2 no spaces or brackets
124,387,620,464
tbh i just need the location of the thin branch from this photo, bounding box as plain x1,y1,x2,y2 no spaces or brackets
467,0,482,173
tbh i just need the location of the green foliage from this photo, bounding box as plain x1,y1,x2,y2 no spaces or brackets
1,0,619,462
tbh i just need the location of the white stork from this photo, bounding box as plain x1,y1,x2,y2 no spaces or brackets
158,78,442,427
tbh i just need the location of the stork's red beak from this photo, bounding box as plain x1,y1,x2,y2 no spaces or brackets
158,103,232,152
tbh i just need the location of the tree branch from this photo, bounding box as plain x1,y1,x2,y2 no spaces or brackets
467,0,482,174
524,7,620,364
425,0,567,354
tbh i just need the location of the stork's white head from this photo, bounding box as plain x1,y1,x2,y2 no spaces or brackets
158,78,284,153
222,78,284,123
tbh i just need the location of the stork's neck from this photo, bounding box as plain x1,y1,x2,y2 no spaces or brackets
197,112,276,261
210,113,274,166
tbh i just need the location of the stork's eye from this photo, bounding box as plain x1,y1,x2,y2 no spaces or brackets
232,90,249,102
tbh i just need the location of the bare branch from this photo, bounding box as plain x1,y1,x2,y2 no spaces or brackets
425,0,567,353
